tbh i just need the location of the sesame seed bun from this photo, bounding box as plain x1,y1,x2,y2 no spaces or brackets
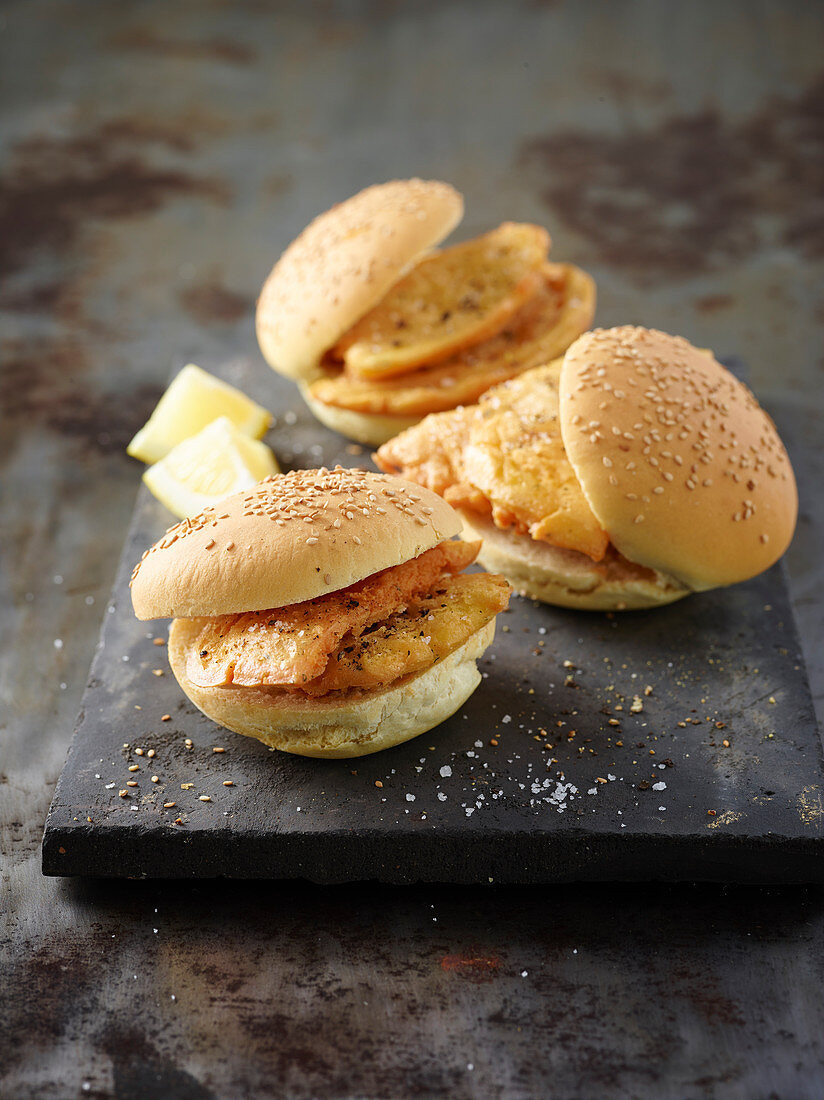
256,180,464,382
458,513,688,611
300,384,420,446
168,617,495,758
130,468,461,620
560,327,798,592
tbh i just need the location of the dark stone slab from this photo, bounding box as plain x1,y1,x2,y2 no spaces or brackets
42,359,824,882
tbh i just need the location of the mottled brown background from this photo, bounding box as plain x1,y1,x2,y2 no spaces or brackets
2,1,823,1097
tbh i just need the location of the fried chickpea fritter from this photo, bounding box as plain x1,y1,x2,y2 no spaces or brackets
186,539,480,688
311,263,596,417
294,572,511,696
376,360,609,562
331,223,549,379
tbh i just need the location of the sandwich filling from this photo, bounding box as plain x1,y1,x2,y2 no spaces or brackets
185,540,510,697
376,359,615,563
309,252,595,418
331,223,550,379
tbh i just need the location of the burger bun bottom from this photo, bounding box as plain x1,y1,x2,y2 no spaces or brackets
300,384,420,446
169,617,496,758
459,513,690,611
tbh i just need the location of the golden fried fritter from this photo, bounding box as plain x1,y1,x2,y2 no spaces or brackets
310,263,595,417
331,223,549,379
376,360,609,562
374,404,472,496
293,572,511,696
186,540,480,688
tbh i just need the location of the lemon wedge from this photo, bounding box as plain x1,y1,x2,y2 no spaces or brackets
143,417,279,519
128,364,273,464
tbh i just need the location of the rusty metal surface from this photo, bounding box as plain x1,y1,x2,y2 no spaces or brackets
3,0,824,1096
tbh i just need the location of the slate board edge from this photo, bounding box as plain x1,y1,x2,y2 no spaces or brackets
42,814,824,883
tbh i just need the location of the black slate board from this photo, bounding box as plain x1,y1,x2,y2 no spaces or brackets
42,360,824,883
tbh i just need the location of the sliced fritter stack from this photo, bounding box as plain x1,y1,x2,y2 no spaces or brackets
256,179,596,445
377,359,610,560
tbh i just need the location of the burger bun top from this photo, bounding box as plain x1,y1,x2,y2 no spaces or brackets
256,179,464,382
559,326,797,591
131,467,462,620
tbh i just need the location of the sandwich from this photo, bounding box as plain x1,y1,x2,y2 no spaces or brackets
256,178,595,446
376,326,798,611
130,467,510,757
